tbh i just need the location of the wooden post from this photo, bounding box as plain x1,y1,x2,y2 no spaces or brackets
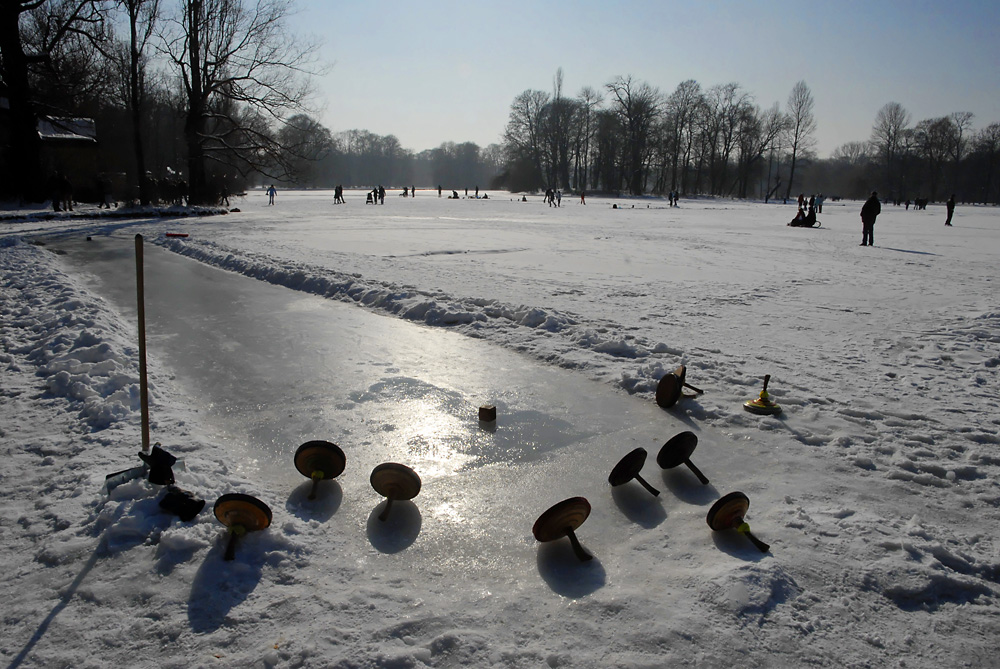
135,234,150,454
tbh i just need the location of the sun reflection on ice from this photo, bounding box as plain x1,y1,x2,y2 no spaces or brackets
398,398,477,477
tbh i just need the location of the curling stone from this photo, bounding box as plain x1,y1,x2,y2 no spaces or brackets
744,374,782,415
609,447,659,496
370,463,421,521
655,365,705,409
532,497,593,561
214,493,273,561
706,491,769,553
294,440,346,500
656,431,710,484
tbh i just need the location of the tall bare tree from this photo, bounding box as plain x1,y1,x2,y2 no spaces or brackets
502,88,549,190
664,79,702,194
606,75,660,195
970,122,1000,204
163,0,318,204
870,102,911,194
0,0,108,201
783,80,817,202
571,85,602,191
734,102,788,198
543,68,577,189
114,0,159,204
948,111,974,192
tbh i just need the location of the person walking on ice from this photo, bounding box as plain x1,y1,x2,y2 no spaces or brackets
267,184,277,205
945,194,955,226
860,191,881,246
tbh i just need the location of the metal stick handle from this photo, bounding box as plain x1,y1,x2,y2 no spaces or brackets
566,528,593,562
634,474,661,497
378,498,394,522
685,460,710,485
224,532,238,561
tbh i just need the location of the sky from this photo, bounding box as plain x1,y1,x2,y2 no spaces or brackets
286,0,1000,158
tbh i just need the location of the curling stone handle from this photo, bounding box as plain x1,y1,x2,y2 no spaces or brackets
761,375,771,393
683,382,704,394
308,477,322,501
634,474,661,497
565,528,593,562
378,498,394,522
224,531,239,561
737,522,770,553
685,460,710,485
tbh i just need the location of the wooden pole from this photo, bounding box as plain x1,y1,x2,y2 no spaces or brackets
135,234,150,454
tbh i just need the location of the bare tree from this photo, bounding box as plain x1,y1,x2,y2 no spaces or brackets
0,0,108,201
702,83,751,195
914,116,956,200
734,102,788,198
948,111,974,192
870,102,911,194
502,89,549,190
831,141,871,166
606,75,661,195
571,85,602,191
542,68,578,189
664,79,702,194
163,0,319,204
783,80,817,202
112,0,159,204
970,122,1000,204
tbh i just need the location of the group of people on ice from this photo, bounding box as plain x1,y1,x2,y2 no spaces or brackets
788,192,824,227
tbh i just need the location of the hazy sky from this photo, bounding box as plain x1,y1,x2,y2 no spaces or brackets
287,0,1000,157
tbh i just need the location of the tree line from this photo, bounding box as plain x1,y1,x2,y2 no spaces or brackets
2,4,997,206
1,0,323,206
498,69,1000,204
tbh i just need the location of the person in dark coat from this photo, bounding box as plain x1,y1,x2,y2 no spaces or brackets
860,191,881,246
945,194,955,226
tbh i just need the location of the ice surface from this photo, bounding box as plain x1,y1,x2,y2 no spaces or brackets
1,191,999,667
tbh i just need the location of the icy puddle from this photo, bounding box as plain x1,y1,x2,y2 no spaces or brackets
53,235,683,485
51,234,710,577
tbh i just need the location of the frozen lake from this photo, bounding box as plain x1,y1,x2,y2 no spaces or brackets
3,191,999,667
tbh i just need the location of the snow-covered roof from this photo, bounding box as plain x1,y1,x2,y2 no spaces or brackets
37,115,97,142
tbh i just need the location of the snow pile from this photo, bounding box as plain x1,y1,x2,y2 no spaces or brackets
0,238,142,429
157,235,666,381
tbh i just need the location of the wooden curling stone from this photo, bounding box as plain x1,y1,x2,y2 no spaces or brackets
707,491,770,553
370,463,421,521
609,447,659,496
655,365,704,409
294,440,347,500
656,431,710,485
532,497,593,561
214,493,273,561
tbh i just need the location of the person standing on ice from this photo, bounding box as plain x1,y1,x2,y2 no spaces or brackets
860,191,881,246
580,190,586,204
945,194,955,226
556,190,562,207
267,184,276,205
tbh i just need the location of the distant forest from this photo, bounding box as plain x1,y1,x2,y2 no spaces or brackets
2,2,998,205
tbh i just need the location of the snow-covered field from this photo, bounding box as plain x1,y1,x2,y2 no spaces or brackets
1,190,998,668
